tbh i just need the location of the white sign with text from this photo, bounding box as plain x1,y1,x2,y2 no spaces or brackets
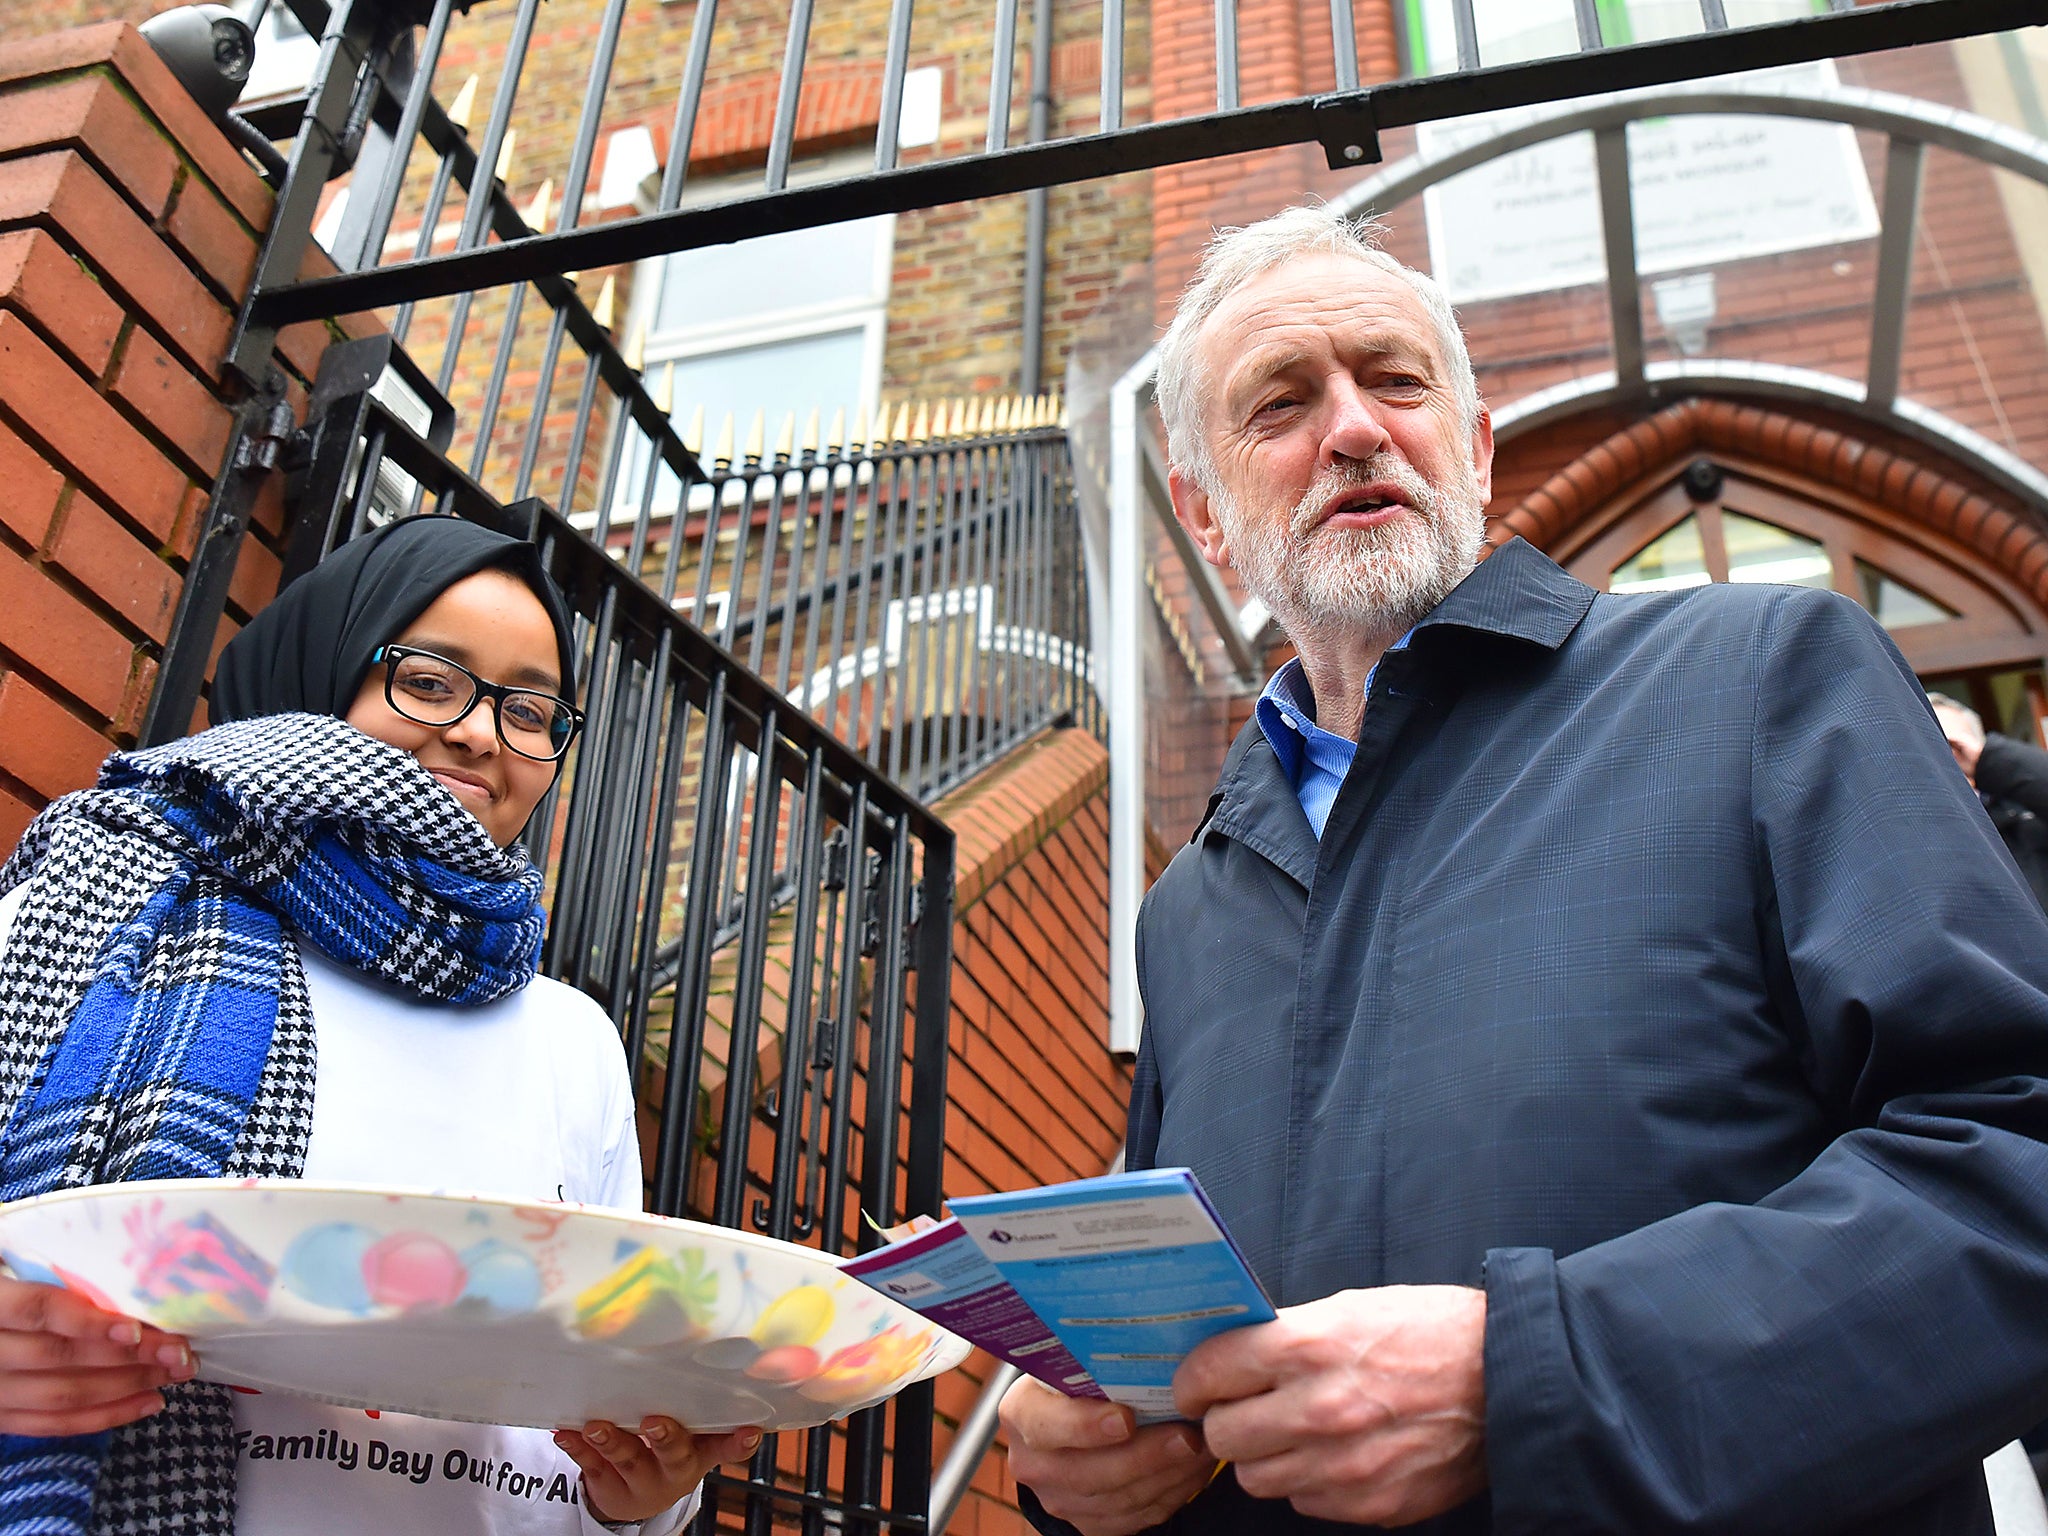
1416,63,1879,305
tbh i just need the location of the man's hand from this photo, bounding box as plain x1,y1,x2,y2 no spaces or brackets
0,1276,196,1437
1175,1285,1487,1528
1000,1376,1216,1536
555,1417,760,1524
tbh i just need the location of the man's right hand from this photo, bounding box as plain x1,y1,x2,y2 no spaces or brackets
999,1376,1215,1536
0,1276,196,1436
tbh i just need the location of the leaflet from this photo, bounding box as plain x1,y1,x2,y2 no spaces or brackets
840,1168,1273,1418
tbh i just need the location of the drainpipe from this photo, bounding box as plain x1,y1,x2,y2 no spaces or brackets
1107,358,1152,1056
1019,0,1053,397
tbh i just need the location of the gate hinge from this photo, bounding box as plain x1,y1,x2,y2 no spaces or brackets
233,378,298,472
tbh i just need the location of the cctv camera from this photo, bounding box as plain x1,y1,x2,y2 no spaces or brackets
138,4,256,120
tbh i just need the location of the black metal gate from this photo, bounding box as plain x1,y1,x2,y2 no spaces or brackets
233,331,961,1532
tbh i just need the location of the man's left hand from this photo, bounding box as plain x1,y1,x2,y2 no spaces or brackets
1174,1285,1487,1528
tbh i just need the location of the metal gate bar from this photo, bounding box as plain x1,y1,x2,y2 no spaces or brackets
248,0,2040,324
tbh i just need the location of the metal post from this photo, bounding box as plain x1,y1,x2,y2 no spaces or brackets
1107,364,1148,1056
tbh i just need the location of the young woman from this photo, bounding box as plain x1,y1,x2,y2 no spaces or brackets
0,517,756,1535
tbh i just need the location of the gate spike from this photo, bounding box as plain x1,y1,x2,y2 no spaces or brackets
825,408,845,453
621,317,646,372
982,396,1001,435
447,75,479,132
524,177,553,230
685,403,705,453
494,129,518,184
774,411,796,461
592,274,616,331
909,401,929,443
651,359,675,413
1055,392,1068,428
714,411,735,467
802,408,820,456
744,409,766,463
1035,392,1052,427
890,402,910,444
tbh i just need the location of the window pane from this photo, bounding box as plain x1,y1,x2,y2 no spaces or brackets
1856,560,1957,629
667,327,869,430
1468,0,1577,66
1623,1,1703,44
1612,516,1710,592
1724,0,1827,24
1723,512,1830,587
654,218,890,334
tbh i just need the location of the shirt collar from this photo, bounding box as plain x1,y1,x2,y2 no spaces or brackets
1253,659,1319,784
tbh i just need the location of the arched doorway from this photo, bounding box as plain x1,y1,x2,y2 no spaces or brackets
1499,398,2048,741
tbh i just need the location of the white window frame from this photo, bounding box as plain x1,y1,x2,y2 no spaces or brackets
609,152,894,521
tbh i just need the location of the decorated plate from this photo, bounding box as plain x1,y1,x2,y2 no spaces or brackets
0,1180,971,1432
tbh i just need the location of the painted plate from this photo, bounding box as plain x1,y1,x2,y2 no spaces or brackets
0,1180,971,1432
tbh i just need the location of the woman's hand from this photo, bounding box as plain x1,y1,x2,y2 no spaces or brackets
0,1276,196,1436
555,1417,762,1525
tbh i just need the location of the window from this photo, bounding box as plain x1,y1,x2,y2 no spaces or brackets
624,162,892,468
1400,0,1829,75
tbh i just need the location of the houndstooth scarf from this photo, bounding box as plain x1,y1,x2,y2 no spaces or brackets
0,713,549,1536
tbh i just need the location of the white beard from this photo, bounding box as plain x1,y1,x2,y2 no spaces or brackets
1214,451,1486,649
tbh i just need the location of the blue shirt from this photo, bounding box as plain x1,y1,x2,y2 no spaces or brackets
1252,638,1410,838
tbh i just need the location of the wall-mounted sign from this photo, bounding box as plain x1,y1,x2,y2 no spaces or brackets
1416,63,1879,305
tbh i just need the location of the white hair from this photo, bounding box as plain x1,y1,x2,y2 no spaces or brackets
1155,204,1481,491
1928,691,1986,750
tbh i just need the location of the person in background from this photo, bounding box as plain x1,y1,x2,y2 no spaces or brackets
0,516,758,1536
1931,691,2048,911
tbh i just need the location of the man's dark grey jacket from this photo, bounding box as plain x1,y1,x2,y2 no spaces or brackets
1026,539,2048,1535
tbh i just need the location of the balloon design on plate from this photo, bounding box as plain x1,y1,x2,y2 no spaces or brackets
281,1224,544,1316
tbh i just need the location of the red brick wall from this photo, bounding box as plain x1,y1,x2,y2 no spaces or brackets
0,25,318,848
928,726,1128,1535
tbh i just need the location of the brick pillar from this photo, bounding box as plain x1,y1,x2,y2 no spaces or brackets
0,23,337,850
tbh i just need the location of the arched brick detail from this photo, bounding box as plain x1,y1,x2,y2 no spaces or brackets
1492,398,2048,618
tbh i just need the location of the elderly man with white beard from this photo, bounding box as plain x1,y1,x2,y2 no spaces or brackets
999,204,2048,1536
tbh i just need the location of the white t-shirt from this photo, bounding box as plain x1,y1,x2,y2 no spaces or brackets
0,887,698,1536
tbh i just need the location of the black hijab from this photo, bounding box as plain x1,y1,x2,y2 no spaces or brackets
210,517,579,726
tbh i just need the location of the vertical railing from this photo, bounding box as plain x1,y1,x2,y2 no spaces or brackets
591,393,1099,807
274,345,966,1532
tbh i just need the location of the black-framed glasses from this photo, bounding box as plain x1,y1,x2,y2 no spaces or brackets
370,644,584,762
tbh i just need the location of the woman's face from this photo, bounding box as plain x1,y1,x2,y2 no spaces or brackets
343,569,569,847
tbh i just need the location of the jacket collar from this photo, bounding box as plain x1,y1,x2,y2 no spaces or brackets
1192,538,1597,885
1405,536,1596,653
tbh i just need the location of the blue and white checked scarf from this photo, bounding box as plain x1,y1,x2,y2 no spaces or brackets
0,713,549,1536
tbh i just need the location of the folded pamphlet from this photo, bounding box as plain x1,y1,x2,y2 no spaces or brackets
840,1167,1273,1419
